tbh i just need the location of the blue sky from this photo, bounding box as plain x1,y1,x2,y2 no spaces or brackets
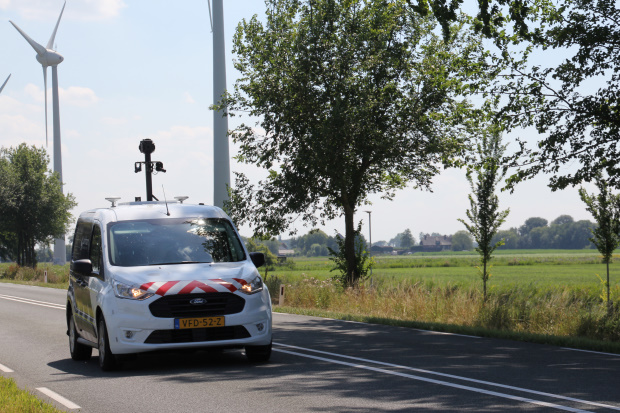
0,0,596,243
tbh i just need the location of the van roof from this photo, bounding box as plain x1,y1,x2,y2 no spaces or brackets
79,202,229,223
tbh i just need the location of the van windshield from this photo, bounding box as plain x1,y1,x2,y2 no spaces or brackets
107,218,245,267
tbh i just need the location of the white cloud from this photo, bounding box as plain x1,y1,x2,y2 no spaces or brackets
24,83,43,103
60,86,99,107
146,125,212,142
0,95,45,146
0,113,44,146
184,92,196,104
3,0,126,20
23,84,99,107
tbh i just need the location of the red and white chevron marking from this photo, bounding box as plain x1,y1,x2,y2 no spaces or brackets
139,278,248,296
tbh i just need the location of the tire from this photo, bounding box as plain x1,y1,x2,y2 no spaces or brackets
97,318,118,371
69,315,92,361
245,341,272,362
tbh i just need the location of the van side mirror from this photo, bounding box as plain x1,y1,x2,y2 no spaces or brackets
72,259,93,276
249,252,265,268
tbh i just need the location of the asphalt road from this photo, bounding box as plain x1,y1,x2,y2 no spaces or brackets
1,282,620,412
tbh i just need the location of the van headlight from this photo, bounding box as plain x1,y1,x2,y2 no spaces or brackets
240,275,264,295
113,281,154,300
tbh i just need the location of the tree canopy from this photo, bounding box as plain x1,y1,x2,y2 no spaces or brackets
0,144,76,267
409,0,620,191
223,0,499,286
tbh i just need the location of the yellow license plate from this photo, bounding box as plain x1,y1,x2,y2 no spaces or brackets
174,316,225,329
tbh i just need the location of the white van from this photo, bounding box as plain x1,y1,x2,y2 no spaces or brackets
66,201,272,371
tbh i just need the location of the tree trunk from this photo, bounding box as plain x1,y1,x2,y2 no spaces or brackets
343,203,357,287
17,232,23,267
483,260,488,302
607,261,611,315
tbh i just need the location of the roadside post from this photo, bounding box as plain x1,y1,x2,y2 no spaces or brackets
279,285,285,306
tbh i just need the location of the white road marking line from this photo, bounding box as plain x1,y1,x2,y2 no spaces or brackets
561,347,620,358
412,328,480,338
275,342,620,411
37,387,80,410
0,294,64,310
0,363,14,373
274,348,591,413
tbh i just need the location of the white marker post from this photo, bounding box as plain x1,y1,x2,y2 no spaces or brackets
279,285,285,306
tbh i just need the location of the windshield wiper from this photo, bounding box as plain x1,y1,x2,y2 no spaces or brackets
149,261,212,266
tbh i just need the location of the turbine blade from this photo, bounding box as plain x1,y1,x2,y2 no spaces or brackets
47,1,66,50
43,67,49,147
9,21,47,56
207,0,214,32
0,74,10,94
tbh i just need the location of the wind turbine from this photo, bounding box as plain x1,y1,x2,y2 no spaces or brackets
0,74,10,94
10,2,67,266
208,0,230,209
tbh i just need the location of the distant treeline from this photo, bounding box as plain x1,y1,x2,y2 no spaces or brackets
491,215,595,250
241,214,596,258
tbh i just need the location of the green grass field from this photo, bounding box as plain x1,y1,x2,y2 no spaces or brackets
270,250,619,293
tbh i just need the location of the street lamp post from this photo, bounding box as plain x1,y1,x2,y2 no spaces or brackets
365,210,373,284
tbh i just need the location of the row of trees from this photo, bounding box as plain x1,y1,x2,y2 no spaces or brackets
492,216,596,250
221,0,620,287
0,144,75,268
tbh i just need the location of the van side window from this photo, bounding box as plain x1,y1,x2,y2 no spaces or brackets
71,221,92,261
90,225,102,273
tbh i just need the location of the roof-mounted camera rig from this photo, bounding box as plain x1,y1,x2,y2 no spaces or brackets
135,138,166,201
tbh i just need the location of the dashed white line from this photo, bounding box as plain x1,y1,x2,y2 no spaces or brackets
0,363,14,373
0,294,64,310
275,343,620,412
37,387,80,410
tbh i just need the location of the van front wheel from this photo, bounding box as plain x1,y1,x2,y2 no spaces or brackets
97,318,117,371
245,341,272,362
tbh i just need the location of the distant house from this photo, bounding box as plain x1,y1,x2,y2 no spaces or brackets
418,234,452,251
277,241,295,259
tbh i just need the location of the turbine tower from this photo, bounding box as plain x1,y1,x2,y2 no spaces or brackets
209,0,230,209
10,2,67,265
0,74,10,94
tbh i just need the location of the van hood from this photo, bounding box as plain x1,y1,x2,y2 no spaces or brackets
110,261,259,296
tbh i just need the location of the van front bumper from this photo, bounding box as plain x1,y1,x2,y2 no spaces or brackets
102,289,272,354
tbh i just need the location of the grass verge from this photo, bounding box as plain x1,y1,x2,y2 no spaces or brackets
274,306,620,354
0,377,64,413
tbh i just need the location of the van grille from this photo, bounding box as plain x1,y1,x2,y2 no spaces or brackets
149,293,245,318
144,326,251,344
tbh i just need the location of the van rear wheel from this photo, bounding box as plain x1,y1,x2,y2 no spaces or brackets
98,318,117,371
69,315,92,361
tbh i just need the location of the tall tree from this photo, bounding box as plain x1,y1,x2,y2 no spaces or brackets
223,0,499,286
579,176,620,314
451,230,473,251
401,229,415,249
459,125,509,301
0,144,76,268
518,217,547,237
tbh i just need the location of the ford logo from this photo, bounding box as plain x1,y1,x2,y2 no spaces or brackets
190,298,207,305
